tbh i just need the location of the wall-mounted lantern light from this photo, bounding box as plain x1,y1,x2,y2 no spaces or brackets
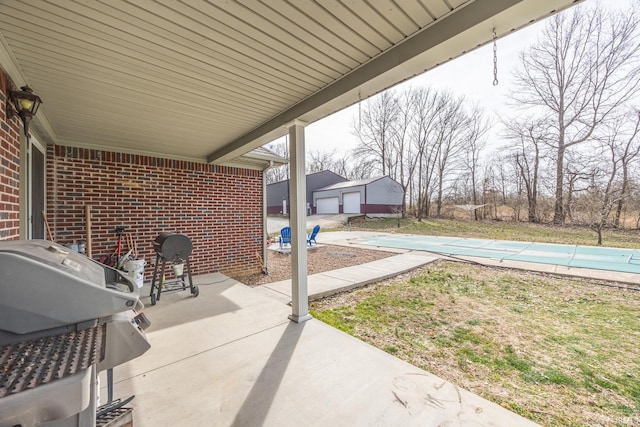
6,85,42,138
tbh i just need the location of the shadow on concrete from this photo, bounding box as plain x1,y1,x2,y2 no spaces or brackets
230,321,305,427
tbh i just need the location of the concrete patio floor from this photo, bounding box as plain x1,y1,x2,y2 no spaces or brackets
105,269,537,426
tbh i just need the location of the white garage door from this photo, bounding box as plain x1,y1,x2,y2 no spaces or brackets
343,192,361,213
316,197,339,214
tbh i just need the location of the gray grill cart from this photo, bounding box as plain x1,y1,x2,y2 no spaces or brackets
149,232,199,305
0,240,151,427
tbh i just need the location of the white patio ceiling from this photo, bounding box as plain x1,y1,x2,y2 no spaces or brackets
0,0,581,164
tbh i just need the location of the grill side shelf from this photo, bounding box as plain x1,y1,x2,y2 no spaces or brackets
0,324,105,398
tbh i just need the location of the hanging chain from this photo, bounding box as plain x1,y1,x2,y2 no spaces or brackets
492,28,499,86
358,89,362,131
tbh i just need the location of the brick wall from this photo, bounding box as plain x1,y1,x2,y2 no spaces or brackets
0,69,21,240
47,145,264,278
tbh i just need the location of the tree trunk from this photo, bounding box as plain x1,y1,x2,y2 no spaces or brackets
528,198,537,223
614,164,628,228
565,176,574,224
553,146,565,224
401,188,407,219
424,195,431,219
530,145,539,223
436,180,443,218
471,174,478,221
417,157,424,221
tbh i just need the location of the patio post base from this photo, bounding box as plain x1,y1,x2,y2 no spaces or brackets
288,313,313,323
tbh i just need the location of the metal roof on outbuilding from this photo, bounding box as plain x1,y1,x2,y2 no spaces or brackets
315,176,391,191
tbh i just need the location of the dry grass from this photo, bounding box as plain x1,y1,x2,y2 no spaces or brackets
310,261,640,426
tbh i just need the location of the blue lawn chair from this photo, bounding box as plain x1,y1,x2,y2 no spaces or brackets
307,225,320,246
280,226,291,249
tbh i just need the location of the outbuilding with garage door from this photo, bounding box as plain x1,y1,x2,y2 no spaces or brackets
267,170,348,215
312,176,403,215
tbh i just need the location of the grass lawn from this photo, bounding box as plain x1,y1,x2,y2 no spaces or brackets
348,217,640,249
310,261,640,426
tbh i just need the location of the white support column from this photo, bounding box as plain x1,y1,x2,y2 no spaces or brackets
262,165,269,274
288,121,312,323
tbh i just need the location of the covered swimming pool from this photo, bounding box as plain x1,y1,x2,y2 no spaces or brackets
356,235,640,274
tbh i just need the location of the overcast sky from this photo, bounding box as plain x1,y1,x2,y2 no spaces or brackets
291,0,630,159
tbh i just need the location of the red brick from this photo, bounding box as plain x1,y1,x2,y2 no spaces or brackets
0,70,21,241
46,144,264,277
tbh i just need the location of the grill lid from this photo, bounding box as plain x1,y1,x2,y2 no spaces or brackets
0,240,138,340
153,233,192,261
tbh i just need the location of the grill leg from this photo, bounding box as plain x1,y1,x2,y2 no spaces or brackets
186,257,194,290
150,254,160,297
107,368,114,403
157,258,166,301
186,257,199,297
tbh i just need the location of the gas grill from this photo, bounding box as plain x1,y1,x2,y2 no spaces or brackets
149,232,198,305
0,240,151,427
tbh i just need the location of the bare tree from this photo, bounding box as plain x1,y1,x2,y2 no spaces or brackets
481,177,500,220
434,92,469,217
265,140,289,184
346,155,376,180
353,91,399,175
328,152,376,180
506,157,526,222
390,89,421,218
564,150,599,224
503,117,549,222
611,109,640,227
511,4,640,224
629,179,640,229
332,156,351,179
490,155,511,206
585,156,619,246
572,118,639,244
307,148,337,174
411,87,442,220
461,106,489,220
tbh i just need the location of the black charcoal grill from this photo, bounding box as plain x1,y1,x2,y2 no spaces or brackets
149,233,198,305
0,240,151,427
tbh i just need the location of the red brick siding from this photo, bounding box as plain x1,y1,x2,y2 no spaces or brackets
361,204,398,214
0,70,21,241
47,145,264,277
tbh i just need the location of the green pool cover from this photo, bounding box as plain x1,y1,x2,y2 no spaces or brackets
356,235,640,273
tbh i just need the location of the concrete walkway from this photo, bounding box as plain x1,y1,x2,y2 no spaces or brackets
108,270,537,426
261,251,437,302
